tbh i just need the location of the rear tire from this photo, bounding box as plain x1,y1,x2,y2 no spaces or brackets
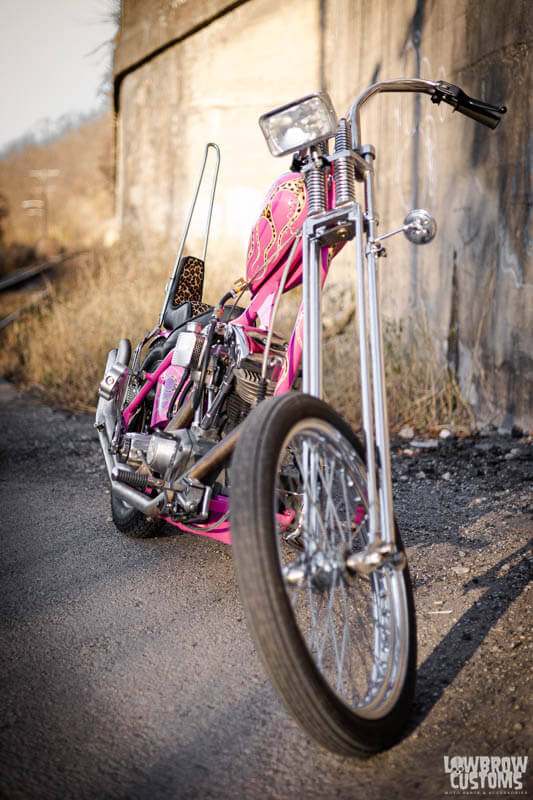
231,393,416,756
110,492,163,539
109,342,166,539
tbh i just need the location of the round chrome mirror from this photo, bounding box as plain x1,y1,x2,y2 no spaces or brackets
403,209,437,245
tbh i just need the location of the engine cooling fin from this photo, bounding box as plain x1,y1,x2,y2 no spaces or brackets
234,367,275,405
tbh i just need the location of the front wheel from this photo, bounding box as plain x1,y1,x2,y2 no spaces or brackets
231,393,416,756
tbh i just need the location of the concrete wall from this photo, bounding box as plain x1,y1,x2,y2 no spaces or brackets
319,0,532,431
115,0,321,270
114,0,532,430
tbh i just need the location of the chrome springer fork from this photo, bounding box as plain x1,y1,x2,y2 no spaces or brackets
301,141,386,547
301,82,439,548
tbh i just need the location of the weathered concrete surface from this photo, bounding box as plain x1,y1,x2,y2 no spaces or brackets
321,0,533,433
115,0,320,279
113,0,532,430
114,0,251,81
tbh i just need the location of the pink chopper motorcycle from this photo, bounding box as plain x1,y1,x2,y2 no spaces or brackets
96,79,505,755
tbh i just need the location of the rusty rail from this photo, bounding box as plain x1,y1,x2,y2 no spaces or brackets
0,251,88,292
0,290,50,331
0,251,90,330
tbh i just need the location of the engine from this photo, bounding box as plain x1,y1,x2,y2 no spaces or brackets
224,352,279,428
117,429,195,481
112,321,286,507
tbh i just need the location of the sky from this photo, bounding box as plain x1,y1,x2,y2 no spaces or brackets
0,0,118,152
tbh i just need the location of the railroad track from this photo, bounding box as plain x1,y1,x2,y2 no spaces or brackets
0,251,88,329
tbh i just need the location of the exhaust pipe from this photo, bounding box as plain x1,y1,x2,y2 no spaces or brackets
110,476,165,516
95,341,165,518
95,346,118,441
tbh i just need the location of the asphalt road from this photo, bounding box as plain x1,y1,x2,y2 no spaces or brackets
0,381,531,800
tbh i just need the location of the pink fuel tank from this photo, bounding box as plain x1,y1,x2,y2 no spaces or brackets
245,172,307,296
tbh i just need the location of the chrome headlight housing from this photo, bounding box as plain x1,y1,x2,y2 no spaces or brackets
259,92,338,157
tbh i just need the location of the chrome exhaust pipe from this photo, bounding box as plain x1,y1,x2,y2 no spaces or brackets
110,478,165,517
95,347,119,441
95,342,165,518
96,426,115,476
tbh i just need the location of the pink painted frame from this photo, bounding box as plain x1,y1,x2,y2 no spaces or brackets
119,170,342,544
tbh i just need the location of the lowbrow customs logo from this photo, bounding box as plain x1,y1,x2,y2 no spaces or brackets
443,755,529,795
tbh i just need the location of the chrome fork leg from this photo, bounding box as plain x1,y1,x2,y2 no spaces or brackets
302,225,323,398
355,204,379,540
301,226,323,550
366,249,395,544
362,154,395,545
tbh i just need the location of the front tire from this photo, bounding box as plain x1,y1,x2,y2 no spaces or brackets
231,393,416,756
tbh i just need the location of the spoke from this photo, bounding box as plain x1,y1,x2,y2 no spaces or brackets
293,448,333,552
347,583,375,663
334,578,351,699
293,445,316,549
317,456,349,544
306,581,323,663
341,467,355,543
277,422,406,714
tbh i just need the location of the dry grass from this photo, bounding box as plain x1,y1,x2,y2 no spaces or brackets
321,281,474,434
0,248,473,433
323,321,474,434
0,241,239,410
0,246,160,410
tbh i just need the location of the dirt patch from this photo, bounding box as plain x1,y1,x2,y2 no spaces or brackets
387,430,532,796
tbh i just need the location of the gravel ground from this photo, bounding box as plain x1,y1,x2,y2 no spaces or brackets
390,431,532,753
0,380,531,799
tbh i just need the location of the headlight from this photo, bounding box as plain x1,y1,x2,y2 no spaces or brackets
259,93,337,157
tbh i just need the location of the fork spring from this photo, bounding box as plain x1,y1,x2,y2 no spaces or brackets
334,119,356,206
306,166,326,215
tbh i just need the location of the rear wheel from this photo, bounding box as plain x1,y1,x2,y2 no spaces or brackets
231,393,416,756
110,491,163,538
110,343,165,539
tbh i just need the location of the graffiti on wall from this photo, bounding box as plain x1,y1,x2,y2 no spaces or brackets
498,137,533,291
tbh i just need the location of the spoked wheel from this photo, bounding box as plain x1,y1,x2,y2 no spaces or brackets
231,393,416,756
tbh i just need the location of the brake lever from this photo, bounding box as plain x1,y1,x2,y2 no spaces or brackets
431,81,506,128
433,81,505,113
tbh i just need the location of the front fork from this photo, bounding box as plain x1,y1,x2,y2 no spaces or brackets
301,144,394,547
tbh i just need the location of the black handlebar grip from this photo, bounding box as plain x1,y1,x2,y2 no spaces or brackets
456,97,507,129
432,81,507,129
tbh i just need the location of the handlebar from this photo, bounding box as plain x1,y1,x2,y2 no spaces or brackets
431,81,506,129
348,78,506,149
